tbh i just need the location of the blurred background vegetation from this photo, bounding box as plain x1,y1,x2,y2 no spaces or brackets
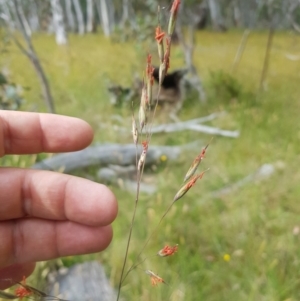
1,0,300,301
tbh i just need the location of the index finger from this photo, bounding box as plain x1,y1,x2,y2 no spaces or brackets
0,111,94,156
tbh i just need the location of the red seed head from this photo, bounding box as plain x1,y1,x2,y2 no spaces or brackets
155,26,165,44
158,244,178,257
171,0,180,14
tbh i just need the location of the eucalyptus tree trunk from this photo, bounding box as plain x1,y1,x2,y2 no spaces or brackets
121,0,129,26
65,0,76,32
99,0,112,36
51,0,67,45
7,0,32,36
208,0,225,30
239,0,258,28
73,0,84,34
0,0,15,30
232,0,241,27
86,0,94,32
27,0,40,32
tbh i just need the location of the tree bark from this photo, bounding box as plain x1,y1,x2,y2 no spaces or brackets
16,0,32,36
65,0,76,32
73,0,85,34
51,0,68,45
99,0,111,36
27,0,40,32
239,0,257,28
0,0,15,30
86,0,94,33
121,0,129,26
208,0,225,31
6,0,31,34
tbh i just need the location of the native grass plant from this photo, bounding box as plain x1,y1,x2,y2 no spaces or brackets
208,70,243,103
0,1,211,301
116,1,210,300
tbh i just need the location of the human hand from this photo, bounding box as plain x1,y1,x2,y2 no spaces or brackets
0,111,118,289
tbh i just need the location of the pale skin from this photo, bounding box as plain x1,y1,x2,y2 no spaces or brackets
0,111,118,289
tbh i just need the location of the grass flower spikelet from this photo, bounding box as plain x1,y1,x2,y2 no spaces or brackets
168,0,180,36
155,26,165,63
173,170,208,202
184,143,209,182
15,277,32,300
145,270,166,286
138,141,148,172
131,116,138,145
157,244,178,257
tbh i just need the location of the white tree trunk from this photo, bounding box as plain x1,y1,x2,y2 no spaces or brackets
28,0,39,32
73,0,85,34
51,0,68,45
233,0,241,27
99,0,111,36
86,0,94,32
0,0,15,29
65,0,76,32
121,0,129,26
208,0,225,30
10,0,32,36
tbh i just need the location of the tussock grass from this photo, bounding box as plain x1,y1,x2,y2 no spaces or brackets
1,30,300,301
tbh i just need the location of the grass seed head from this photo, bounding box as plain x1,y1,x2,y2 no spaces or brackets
159,62,166,86
155,26,165,63
146,54,154,106
138,141,148,172
132,116,138,145
173,170,208,202
168,0,181,36
15,277,32,300
140,85,148,110
184,144,209,182
138,105,146,131
157,244,178,257
145,270,166,286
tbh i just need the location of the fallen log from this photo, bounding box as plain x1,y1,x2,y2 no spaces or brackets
31,143,184,173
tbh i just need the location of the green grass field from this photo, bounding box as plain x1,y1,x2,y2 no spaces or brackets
1,30,300,301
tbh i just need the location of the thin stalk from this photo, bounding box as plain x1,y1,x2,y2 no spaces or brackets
116,188,138,300
121,35,174,280
116,107,146,301
117,4,179,296
122,200,174,284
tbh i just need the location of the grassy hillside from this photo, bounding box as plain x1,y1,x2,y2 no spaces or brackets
1,30,300,301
